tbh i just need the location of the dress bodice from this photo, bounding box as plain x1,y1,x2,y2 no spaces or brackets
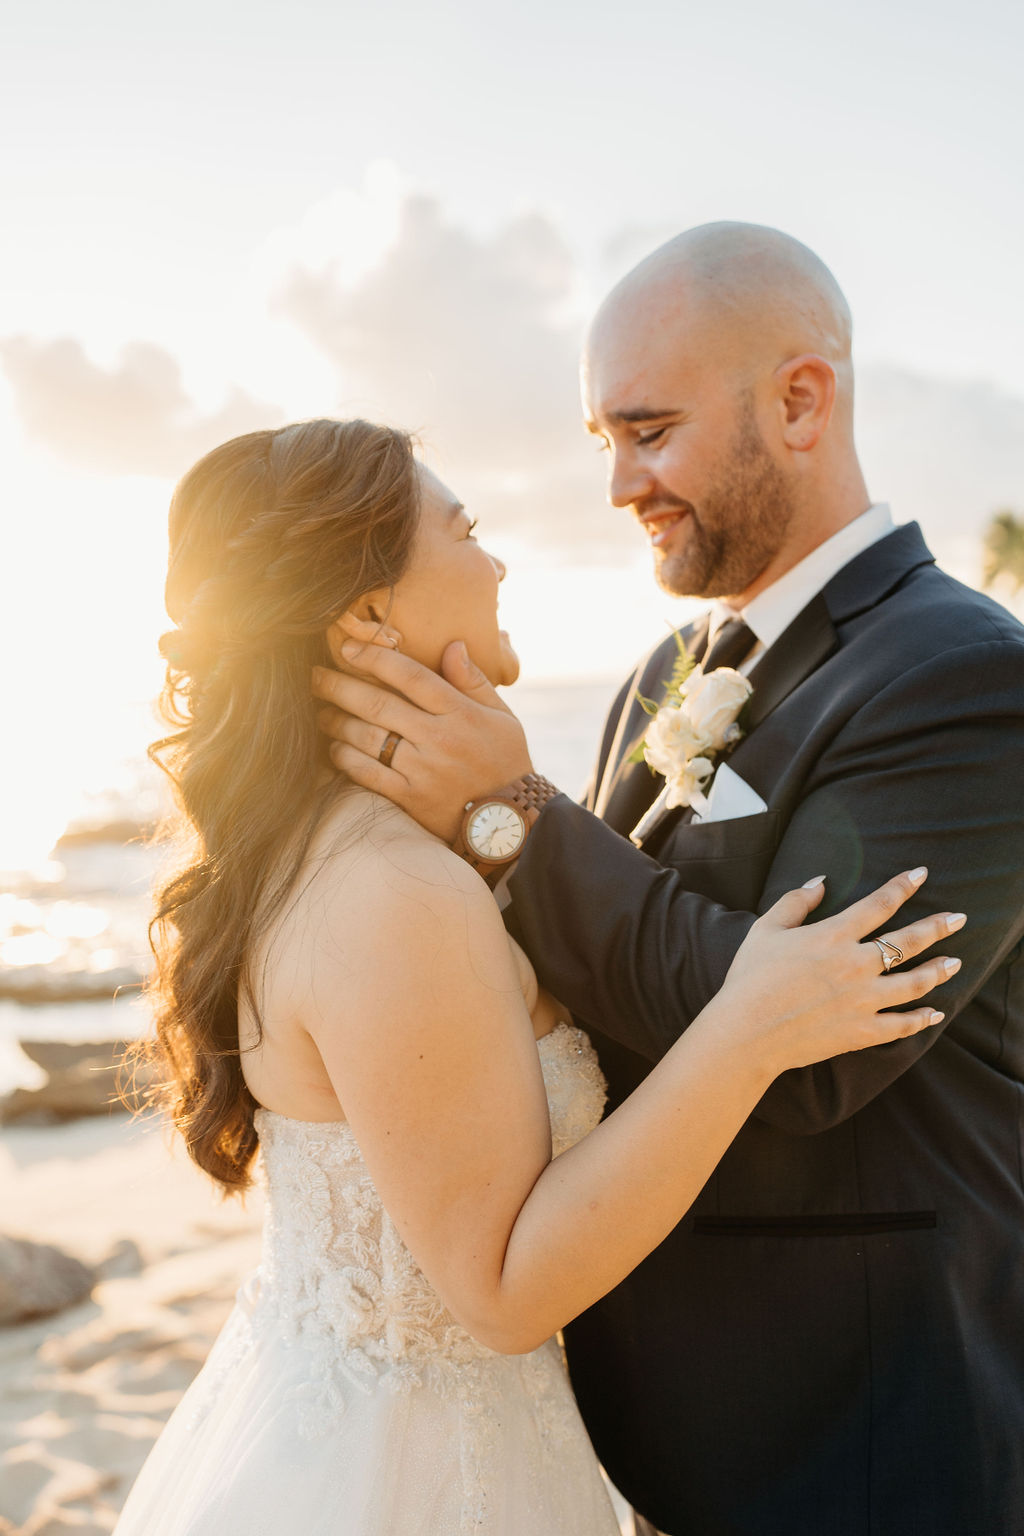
239,1023,607,1427
121,1024,621,1536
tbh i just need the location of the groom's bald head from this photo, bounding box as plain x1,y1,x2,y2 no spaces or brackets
583,222,868,603
587,221,853,409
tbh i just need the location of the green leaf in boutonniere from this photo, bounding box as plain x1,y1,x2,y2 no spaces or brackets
627,633,701,767
631,632,700,726
627,694,661,769
663,630,698,707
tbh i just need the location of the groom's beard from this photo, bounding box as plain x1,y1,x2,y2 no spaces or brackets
654,405,795,601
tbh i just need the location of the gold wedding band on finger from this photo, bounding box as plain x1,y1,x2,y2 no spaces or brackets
873,937,904,974
378,731,402,769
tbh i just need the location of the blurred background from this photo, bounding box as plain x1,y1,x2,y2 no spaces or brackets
1,6,1022,1531
1,0,1023,1075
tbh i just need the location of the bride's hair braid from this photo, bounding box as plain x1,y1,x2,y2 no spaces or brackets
140,419,420,1191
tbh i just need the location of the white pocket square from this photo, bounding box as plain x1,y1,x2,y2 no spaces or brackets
693,763,768,824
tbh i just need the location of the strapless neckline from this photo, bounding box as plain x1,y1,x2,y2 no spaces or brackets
252,1020,602,1147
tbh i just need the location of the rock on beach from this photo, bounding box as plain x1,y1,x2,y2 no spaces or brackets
0,1040,156,1127
0,1111,264,1534
0,1235,95,1326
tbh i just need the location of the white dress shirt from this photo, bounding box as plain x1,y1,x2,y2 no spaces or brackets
707,503,896,674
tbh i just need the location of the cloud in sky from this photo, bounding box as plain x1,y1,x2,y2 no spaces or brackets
272,190,618,551
0,337,281,478
2,186,1022,572
276,194,586,464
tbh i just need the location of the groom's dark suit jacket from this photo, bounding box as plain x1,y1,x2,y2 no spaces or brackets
506,524,1024,1536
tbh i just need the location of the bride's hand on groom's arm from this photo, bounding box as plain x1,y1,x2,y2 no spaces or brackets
312,639,533,842
717,866,964,1075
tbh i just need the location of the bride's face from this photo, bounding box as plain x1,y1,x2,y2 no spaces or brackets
387,465,520,687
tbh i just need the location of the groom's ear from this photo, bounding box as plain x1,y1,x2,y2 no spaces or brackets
773,353,837,453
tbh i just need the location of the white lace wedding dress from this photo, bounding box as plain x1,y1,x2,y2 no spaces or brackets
114,1023,622,1534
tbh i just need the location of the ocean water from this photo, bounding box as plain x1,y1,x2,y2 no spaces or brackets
0,677,621,1092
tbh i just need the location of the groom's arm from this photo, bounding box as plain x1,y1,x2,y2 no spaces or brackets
751,637,1024,1130
312,633,1024,1134
511,638,1024,1133
505,801,756,1052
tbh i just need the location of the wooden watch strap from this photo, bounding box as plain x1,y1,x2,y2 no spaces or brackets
504,772,560,815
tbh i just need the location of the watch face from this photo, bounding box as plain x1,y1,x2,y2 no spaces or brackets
466,801,526,861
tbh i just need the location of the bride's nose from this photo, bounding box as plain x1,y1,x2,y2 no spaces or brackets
490,552,507,582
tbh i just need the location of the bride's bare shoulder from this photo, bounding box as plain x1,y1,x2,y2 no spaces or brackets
294,791,517,1030
311,789,486,912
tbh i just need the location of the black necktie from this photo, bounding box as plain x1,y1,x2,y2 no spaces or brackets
702,616,756,673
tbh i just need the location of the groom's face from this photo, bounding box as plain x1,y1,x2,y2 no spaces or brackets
582,311,794,602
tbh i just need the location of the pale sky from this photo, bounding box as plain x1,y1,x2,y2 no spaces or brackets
4,0,1023,385
2,0,1023,859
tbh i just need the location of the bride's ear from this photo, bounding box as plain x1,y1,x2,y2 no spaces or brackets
326,594,402,665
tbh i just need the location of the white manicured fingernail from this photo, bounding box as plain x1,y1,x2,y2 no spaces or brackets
946,913,966,932
907,866,928,884
942,957,961,975
929,1010,945,1025
802,875,826,889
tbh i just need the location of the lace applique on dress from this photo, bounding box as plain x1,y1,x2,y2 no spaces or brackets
183,1023,608,1532
540,1022,608,1158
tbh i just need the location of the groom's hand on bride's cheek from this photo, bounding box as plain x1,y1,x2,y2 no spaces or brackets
311,640,534,843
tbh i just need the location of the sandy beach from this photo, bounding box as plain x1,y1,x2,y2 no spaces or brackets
0,1111,263,1535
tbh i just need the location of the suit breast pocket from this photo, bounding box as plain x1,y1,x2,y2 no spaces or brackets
659,807,782,906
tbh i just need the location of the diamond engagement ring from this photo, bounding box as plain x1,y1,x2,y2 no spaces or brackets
873,938,904,974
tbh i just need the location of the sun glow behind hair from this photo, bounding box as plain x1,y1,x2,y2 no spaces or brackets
2,0,1023,873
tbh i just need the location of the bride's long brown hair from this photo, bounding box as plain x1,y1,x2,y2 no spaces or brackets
142,419,419,1192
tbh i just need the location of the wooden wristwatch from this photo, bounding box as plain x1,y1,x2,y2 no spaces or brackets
452,773,560,878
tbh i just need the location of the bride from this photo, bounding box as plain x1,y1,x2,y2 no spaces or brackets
114,418,960,1535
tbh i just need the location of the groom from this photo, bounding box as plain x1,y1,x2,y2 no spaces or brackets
315,224,1024,1535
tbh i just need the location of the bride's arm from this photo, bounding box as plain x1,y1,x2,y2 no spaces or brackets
304,839,957,1355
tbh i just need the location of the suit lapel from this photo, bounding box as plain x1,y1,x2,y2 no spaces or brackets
600,746,662,839
823,520,934,625
741,593,837,732
743,524,934,726
737,522,934,736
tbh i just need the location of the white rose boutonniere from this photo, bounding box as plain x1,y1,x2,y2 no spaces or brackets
630,633,754,817
677,666,754,752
